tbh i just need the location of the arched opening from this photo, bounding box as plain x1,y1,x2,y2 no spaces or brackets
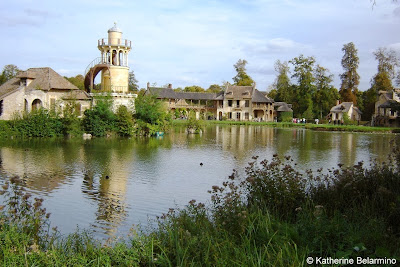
219,111,222,121
32,99,42,111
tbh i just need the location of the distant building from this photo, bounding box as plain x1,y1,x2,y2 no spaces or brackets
329,101,362,123
274,102,293,121
0,67,91,120
373,90,400,127
146,83,275,121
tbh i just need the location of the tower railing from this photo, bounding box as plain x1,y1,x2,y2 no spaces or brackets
84,57,106,77
98,38,132,48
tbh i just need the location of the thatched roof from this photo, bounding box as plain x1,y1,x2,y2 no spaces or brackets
378,99,400,109
0,67,79,99
252,89,273,103
330,102,362,114
330,102,353,113
225,85,253,99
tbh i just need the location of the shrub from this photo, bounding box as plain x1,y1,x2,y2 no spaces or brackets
82,98,116,137
115,105,134,136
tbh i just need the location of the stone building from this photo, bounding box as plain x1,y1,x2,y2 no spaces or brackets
146,83,275,121
0,67,91,120
329,101,362,123
373,90,400,127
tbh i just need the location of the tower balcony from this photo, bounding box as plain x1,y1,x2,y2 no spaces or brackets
98,38,132,49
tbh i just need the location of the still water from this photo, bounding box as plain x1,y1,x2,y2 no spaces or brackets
0,125,395,240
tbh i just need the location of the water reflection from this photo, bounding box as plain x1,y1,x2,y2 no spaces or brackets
0,127,395,239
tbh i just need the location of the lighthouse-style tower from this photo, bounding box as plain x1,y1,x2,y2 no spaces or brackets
85,23,132,93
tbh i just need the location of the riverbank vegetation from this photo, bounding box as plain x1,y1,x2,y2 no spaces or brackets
1,141,399,265
172,119,396,133
0,94,171,139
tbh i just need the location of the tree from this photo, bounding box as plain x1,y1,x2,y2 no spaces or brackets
290,55,316,119
232,59,254,86
0,64,20,85
206,84,223,93
128,71,139,91
339,42,360,104
65,75,84,90
362,47,398,120
371,47,397,92
313,65,339,118
183,86,205,92
273,60,292,103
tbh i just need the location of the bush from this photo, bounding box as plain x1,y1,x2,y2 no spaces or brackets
115,105,134,136
82,98,116,137
10,109,63,137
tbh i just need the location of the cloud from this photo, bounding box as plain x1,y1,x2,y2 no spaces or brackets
242,38,311,56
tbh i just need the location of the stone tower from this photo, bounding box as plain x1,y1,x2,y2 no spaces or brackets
85,23,132,93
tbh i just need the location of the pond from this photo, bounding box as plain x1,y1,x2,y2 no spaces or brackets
0,125,395,240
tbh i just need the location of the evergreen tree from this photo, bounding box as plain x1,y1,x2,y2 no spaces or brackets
232,59,254,86
339,42,360,104
128,70,139,91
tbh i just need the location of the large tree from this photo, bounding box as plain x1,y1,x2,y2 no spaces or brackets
232,59,254,86
206,84,223,93
273,60,292,103
371,47,397,92
65,74,84,90
339,42,360,104
184,85,205,92
0,64,20,85
290,55,316,119
362,47,398,120
313,65,339,118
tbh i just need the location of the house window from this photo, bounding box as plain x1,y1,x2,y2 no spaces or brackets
245,112,249,120
236,100,240,107
228,112,232,119
0,100,3,116
228,100,233,107
236,112,241,120
245,100,249,107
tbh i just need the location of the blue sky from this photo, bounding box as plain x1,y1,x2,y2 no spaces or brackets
1,0,399,91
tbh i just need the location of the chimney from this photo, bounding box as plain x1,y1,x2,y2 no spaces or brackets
336,100,340,106
168,83,172,89
147,82,150,89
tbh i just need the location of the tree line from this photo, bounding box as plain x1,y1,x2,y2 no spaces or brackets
268,42,400,121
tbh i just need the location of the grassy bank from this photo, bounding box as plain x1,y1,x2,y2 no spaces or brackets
173,119,397,133
1,146,400,265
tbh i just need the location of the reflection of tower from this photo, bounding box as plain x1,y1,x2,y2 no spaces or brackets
84,23,132,93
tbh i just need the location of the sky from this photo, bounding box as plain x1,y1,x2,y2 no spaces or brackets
0,0,400,92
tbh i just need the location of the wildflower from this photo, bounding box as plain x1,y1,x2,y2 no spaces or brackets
295,207,302,212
